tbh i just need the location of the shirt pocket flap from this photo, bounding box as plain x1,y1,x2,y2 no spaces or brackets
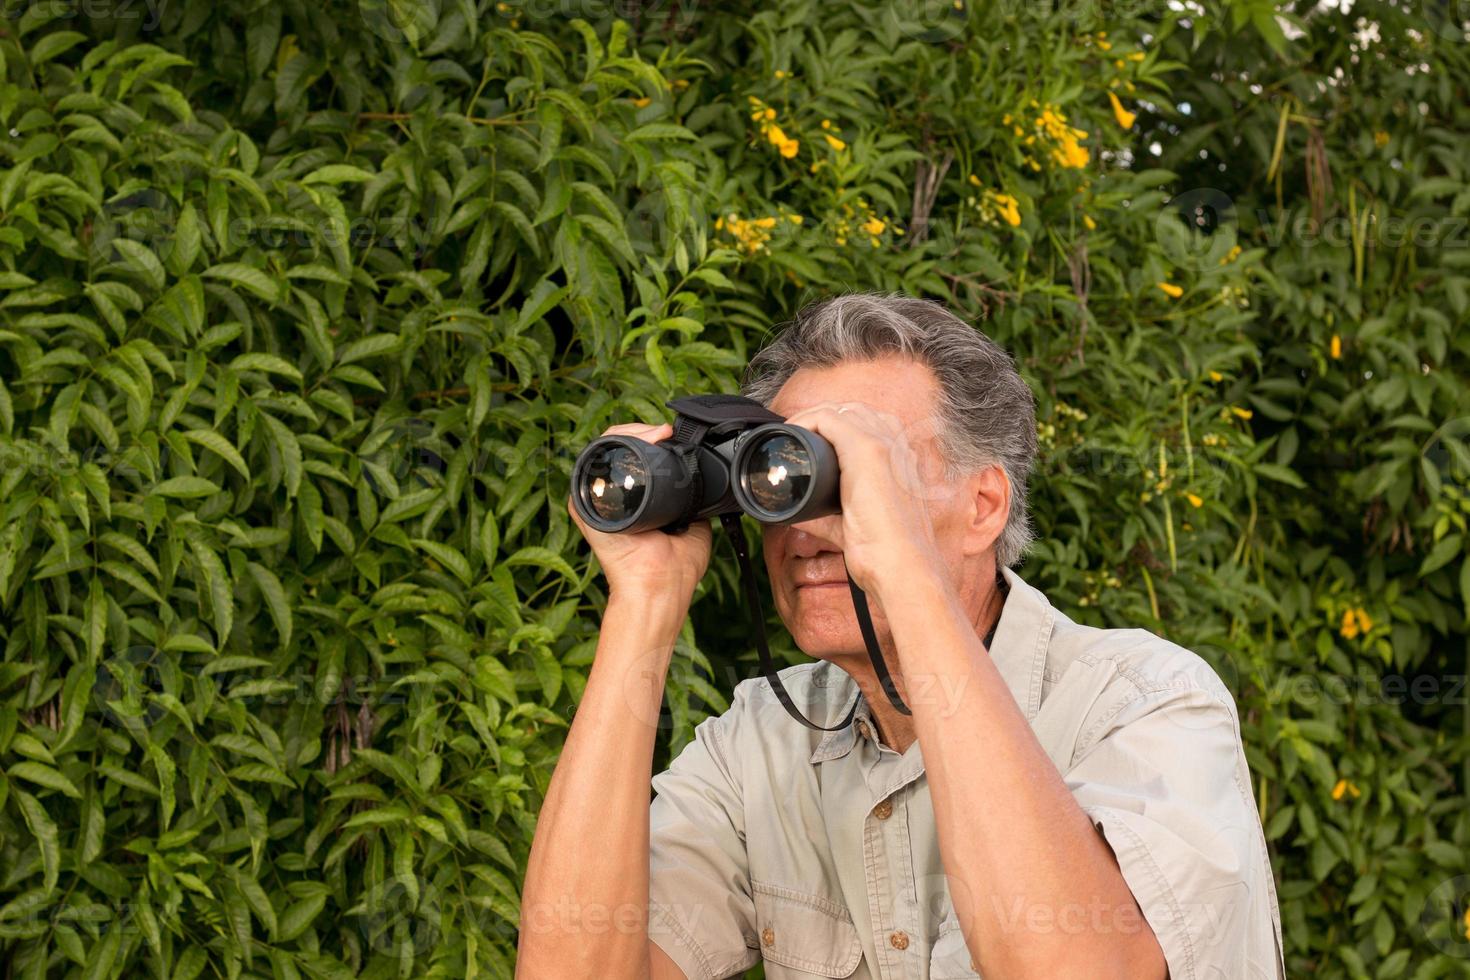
929,915,980,979
752,881,863,977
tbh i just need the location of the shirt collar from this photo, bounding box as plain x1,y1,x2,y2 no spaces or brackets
807,564,1055,765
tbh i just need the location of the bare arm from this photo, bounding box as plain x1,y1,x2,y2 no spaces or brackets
880,571,1167,979
517,594,689,978
780,401,1166,980
517,422,709,980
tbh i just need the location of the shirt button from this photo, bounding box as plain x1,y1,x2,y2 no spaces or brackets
855,720,871,740
761,927,775,947
872,799,893,820
889,930,909,950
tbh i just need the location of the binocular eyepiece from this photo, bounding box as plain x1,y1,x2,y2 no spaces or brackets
571,395,840,534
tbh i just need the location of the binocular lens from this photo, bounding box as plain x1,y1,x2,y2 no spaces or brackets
734,424,837,523
581,444,649,524
741,433,815,516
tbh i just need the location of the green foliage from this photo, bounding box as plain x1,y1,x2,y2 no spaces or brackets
0,0,1466,977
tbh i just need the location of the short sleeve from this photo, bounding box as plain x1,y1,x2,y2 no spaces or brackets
648,694,760,980
1066,682,1286,980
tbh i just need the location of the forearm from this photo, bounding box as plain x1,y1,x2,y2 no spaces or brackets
880,571,1162,979
517,594,686,978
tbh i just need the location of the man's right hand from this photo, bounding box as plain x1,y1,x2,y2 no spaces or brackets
568,422,714,608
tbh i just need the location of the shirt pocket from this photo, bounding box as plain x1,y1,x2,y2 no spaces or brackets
751,880,863,978
929,914,981,979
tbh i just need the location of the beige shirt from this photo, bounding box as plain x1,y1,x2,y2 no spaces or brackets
647,565,1285,979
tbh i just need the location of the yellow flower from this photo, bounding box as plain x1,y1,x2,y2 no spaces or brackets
1463,907,1470,940
787,213,803,225
754,216,777,229
1231,406,1253,420
1083,213,1096,231
863,217,886,236
1186,493,1203,508
1219,244,1242,265
1357,608,1374,632
1208,370,1223,382
1374,130,1389,147
969,173,981,186
1127,51,1145,62
994,194,1021,226
631,96,651,108
1330,334,1342,359
1331,778,1361,801
974,189,1021,227
824,133,846,151
764,107,776,122
765,125,799,158
673,78,689,90
774,69,787,79
1097,39,1112,51
1157,281,1183,298
1108,91,1136,129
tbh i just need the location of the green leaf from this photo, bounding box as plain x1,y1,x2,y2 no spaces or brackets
277,893,328,942
9,761,83,799
302,164,376,185
248,562,293,648
154,476,221,498
203,263,280,303
15,791,60,894
230,353,304,384
183,428,251,479
413,538,473,585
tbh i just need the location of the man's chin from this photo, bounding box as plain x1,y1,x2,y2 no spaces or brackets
789,627,871,664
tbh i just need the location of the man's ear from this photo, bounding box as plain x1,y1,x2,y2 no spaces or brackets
961,464,1011,558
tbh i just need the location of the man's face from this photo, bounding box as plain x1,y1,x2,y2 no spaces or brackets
762,355,980,660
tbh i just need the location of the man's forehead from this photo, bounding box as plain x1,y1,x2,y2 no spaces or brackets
769,356,939,420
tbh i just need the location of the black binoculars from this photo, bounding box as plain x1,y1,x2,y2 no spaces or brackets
571,394,841,534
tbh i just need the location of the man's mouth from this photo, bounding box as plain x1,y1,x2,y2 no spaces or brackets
795,579,848,591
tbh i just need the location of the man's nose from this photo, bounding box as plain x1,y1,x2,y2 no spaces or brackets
787,523,841,559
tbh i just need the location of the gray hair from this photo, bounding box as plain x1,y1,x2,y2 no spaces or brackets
742,292,1037,568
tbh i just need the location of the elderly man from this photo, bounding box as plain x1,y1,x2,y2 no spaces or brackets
518,293,1284,979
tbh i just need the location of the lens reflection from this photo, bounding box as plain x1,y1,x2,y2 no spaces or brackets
743,433,813,516
584,445,647,523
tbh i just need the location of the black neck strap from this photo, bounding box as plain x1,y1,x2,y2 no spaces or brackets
718,514,1005,730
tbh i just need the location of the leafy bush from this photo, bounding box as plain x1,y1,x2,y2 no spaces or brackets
0,1,1466,977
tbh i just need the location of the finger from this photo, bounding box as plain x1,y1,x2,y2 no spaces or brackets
781,405,886,460
601,422,675,441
